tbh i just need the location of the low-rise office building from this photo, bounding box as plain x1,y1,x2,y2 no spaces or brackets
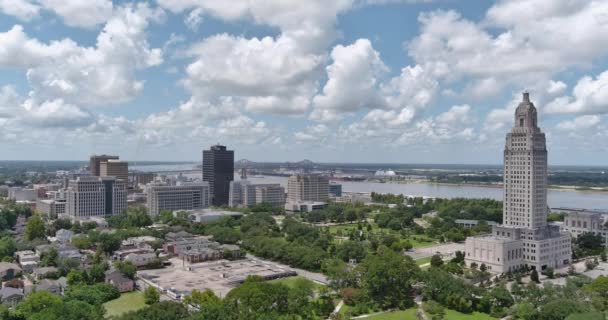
8,187,37,202
65,176,127,218
37,199,66,218
229,180,285,208
146,182,210,217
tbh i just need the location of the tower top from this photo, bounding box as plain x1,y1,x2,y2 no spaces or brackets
514,92,539,130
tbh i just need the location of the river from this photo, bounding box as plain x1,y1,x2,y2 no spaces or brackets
131,163,608,210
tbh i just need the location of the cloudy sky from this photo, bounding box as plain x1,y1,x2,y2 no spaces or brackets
0,0,607,165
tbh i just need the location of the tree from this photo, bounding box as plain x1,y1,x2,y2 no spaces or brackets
40,248,58,267
430,254,444,268
423,300,446,320
335,241,367,263
0,236,16,260
480,263,487,272
88,263,107,283
358,247,419,309
71,236,92,250
97,233,121,254
601,250,607,262
115,261,137,279
25,216,45,240
539,299,588,320
115,301,189,320
64,283,119,305
530,269,540,283
544,267,555,279
17,291,62,317
144,286,160,305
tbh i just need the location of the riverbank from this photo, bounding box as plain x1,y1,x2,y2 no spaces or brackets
377,180,608,193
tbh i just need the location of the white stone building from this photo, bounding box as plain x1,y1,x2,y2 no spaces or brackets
228,180,285,208
65,176,127,218
146,182,210,217
465,93,571,273
285,174,329,211
561,210,608,247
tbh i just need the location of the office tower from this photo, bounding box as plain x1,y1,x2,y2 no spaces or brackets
287,174,329,203
146,182,210,217
465,93,571,273
228,180,285,208
90,155,119,176
203,145,234,206
100,159,129,181
65,176,127,218
329,183,343,197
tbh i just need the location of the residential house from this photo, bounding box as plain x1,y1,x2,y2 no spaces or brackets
0,262,21,281
0,287,24,306
105,270,134,293
15,250,40,273
33,267,59,280
124,252,157,267
55,229,74,243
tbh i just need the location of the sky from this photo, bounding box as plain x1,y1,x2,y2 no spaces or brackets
0,0,607,165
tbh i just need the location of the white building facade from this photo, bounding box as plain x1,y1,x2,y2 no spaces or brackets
65,177,127,218
146,182,210,217
561,211,608,247
465,93,571,273
228,180,285,208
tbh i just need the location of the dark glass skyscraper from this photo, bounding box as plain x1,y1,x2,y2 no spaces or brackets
203,145,234,206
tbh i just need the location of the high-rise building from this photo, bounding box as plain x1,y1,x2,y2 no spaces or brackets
65,176,127,218
203,145,234,206
146,182,210,217
465,93,571,273
100,159,129,181
228,180,285,208
287,174,329,203
329,183,343,197
90,155,119,176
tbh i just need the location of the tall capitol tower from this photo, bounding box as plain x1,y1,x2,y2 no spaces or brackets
503,92,548,229
465,93,571,273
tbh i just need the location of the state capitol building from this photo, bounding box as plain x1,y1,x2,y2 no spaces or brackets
465,93,572,273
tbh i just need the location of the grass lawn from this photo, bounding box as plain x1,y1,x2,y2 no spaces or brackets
103,292,146,318
363,308,419,320
416,256,432,266
442,309,497,320
270,276,325,291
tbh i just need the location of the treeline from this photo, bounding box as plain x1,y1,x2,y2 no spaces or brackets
301,203,371,223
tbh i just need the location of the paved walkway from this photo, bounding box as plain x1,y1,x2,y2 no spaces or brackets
405,242,465,260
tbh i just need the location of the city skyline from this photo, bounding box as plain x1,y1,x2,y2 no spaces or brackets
1,1,608,165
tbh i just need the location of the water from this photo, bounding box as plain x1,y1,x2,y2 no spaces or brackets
131,163,608,210
241,176,608,211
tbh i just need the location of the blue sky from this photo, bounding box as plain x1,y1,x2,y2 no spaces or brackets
0,0,607,165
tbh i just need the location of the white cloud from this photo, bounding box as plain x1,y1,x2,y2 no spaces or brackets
0,86,22,118
381,64,438,110
0,0,114,28
408,2,608,98
311,40,437,122
157,0,353,51
0,3,163,106
185,7,204,31
311,39,387,121
21,98,93,128
556,115,601,131
545,70,608,114
185,34,323,115
0,0,40,21
38,0,114,29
